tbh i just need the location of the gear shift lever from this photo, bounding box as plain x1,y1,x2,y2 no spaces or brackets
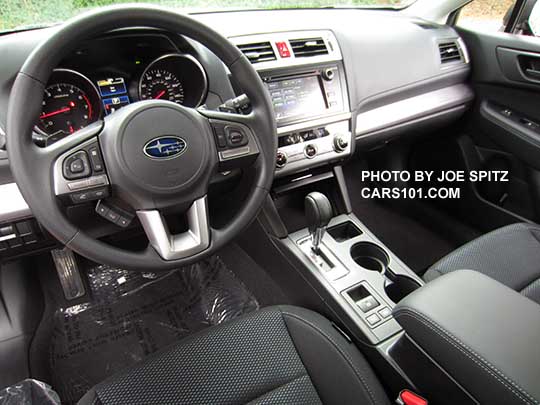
305,192,333,254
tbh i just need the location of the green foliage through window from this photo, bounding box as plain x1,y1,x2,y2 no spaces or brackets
0,0,411,32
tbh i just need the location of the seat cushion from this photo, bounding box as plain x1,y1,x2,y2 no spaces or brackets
424,223,540,304
78,305,389,405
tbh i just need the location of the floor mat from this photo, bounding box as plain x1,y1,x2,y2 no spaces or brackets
49,255,259,404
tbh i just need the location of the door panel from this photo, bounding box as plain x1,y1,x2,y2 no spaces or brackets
454,26,540,223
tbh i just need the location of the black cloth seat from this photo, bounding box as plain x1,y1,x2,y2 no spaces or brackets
424,223,540,304
78,305,390,405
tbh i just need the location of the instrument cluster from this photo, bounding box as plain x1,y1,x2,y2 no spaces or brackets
36,52,208,144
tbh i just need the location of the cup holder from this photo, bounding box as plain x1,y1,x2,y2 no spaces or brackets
384,272,421,303
350,242,389,273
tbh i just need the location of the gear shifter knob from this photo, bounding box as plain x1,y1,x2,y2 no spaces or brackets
305,192,333,253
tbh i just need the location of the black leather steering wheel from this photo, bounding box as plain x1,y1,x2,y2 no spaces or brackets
6,5,276,271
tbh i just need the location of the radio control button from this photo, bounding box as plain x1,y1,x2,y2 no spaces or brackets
304,144,317,159
334,134,349,152
322,68,335,81
276,151,287,168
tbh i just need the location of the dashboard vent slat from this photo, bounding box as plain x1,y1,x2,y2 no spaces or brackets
237,41,277,64
439,41,463,64
289,37,329,58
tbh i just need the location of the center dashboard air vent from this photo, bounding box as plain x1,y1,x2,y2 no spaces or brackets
237,41,277,64
439,41,463,64
289,37,329,58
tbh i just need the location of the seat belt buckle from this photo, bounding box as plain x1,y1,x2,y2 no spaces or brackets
396,389,428,405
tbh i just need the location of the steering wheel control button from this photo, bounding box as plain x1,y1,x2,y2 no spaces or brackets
212,124,227,149
67,179,90,191
304,144,317,159
225,126,248,148
70,159,84,173
91,188,109,199
88,146,104,172
87,175,108,187
71,191,91,203
356,295,379,313
63,150,91,180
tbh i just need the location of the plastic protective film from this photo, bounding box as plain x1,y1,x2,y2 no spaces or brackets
50,255,259,403
0,379,60,405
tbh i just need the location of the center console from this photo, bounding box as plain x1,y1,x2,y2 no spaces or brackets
233,30,472,404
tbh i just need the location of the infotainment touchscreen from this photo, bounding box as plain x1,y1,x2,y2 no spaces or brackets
266,75,327,122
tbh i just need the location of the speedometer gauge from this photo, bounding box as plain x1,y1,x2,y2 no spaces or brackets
139,69,185,104
138,54,208,108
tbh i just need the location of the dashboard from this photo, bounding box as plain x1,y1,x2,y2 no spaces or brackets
34,33,209,144
0,8,474,258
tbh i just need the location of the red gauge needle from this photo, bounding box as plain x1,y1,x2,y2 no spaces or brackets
154,90,166,99
40,106,71,119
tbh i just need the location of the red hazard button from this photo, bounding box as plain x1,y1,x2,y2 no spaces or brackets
275,41,291,58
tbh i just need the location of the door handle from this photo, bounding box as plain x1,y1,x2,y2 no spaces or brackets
525,68,540,80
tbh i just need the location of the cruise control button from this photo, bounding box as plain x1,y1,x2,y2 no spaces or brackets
91,188,108,199
71,191,91,203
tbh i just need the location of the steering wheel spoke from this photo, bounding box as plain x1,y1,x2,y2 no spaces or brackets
47,121,112,205
199,108,260,170
137,196,210,261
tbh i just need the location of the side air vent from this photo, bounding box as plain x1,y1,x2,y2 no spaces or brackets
237,42,276,64
290,37,328,58
439,41,463,64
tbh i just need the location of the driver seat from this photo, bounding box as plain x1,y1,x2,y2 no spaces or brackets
78,306,390,405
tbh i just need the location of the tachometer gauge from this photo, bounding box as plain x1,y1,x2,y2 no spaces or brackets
38,83,94,134
138,54,208,108
139,69,185,104
36,69,101,138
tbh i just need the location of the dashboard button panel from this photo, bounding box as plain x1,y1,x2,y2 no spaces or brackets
275,120,351,177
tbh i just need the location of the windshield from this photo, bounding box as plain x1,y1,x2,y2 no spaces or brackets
1,0,416,33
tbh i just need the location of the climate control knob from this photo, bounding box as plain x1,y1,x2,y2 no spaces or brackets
276,151,287,168
304,144,317,159
333,134,349,152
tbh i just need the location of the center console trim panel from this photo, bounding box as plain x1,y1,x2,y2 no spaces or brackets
287,213,424,344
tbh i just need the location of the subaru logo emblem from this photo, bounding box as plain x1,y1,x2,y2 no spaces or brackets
143,136,187,160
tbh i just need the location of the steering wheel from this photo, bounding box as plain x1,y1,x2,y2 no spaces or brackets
6,5,276,271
